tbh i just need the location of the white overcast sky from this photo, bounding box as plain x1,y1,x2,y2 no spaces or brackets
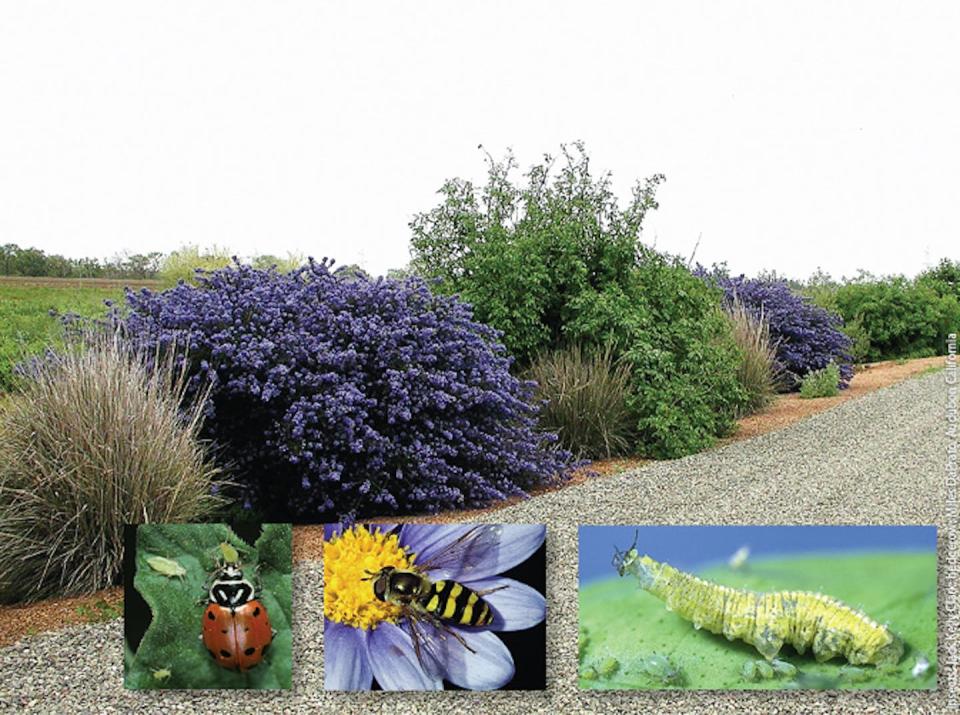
1,1,957,279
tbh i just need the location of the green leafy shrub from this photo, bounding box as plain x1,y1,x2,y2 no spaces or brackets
159,244,234,286
724,297,779,416
833,277,960,361
567,252,748,458
124,523,292,689
526,344,635,459
917,258,960,302
411,144,745,458
0,332,223,603
410,142,664,364
799,363,841,399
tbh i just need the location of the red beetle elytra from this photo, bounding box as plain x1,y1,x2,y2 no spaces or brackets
201,561,274,672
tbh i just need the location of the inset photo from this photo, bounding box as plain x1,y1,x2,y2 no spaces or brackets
323,523,546,691
123,523,292,690
578,525,937,690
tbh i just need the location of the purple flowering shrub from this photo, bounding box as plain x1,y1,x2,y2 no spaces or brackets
697,270,853,389
115,260,572,520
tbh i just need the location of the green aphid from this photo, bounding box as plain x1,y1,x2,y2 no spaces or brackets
770,659,797,678
581,665,599,681
218,541,240,565
145,556,186,580
741,659,777,681
597,657,620,679
639,653,683,685
151,667,172,682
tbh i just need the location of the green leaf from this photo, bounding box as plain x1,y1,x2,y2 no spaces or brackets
579,552,936,690
124,523,292,690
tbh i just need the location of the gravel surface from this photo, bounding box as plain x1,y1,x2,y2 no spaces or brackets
1,371,956,714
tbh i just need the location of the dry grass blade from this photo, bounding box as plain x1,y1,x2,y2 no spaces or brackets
0,330,224,603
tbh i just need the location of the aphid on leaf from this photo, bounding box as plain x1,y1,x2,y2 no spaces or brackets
638,652,683,685
218,541,240,565
742,658,796,681
151,667,172,682
613,534,903,668
596,656,620,679
146,556,187,581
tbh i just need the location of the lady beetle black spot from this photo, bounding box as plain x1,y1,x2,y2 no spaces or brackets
207,611,215,620
253,606,261,617
244,647,256,656
220,649,231,658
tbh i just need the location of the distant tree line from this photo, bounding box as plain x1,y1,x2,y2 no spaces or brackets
0,243,163,279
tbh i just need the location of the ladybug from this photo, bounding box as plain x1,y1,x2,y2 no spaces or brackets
201,561,274,672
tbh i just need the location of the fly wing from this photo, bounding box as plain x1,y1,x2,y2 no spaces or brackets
403,613,448,680
413,525,503,580
403,612,475,682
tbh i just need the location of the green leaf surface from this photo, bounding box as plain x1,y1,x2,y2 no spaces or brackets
579,552,936,690
124,523,292,690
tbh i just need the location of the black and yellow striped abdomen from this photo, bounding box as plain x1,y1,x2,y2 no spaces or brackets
418,579,493,627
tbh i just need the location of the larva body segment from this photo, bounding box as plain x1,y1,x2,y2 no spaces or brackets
618,552,902,667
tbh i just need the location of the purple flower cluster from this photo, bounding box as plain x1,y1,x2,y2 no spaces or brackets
115,260,572,520
698,270,853,389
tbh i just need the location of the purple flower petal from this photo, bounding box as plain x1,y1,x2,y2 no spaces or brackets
401,524,545,581
323,621,373,691
464,577,545,632
366,622,443,691
465,524,545,580
323,523,343,540
441,629,515,690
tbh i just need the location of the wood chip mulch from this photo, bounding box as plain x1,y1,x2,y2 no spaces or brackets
0,355,945,647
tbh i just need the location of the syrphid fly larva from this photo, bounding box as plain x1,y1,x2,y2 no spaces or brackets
363,525,509,678
613,533,903,668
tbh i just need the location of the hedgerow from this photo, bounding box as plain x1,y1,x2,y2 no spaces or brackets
833,274,960,361
115,260,573,520
410,144,747,458
698,269,853,389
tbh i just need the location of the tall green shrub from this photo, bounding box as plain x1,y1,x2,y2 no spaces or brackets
410,143,664,363
411,145,745,458
833,276,960,361
0,332,223,603
566,253,747,457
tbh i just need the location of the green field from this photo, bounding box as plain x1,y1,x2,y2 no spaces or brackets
0,278,158,390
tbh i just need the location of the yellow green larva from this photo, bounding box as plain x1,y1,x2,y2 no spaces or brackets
613,542,902,668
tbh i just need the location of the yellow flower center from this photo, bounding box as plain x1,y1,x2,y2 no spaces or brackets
323,525,415,630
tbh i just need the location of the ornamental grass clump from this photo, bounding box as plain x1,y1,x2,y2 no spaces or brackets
698,270,853,390
0,331,222,603
724,298,780,417
527,344,635,459
116,260,573,521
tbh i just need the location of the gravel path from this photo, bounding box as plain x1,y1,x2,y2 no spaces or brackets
1,371,955,714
